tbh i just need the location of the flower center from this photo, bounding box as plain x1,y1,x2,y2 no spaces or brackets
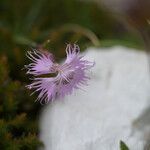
55,64,75,85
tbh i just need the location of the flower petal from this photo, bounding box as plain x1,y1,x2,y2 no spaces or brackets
65,44,80,64
27,77,58,103
25,49,55,76
25,44,94,104
58,45,95,97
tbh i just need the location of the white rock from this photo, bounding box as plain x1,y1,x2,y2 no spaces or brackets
39,46,150,150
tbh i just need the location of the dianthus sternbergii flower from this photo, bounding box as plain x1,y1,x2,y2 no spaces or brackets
25,44,94,104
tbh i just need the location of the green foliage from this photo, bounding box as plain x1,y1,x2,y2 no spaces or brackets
100,38,144,49
0,56,43,150
120,141,129,150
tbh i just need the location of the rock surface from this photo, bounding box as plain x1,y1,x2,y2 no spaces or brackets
39,46,150,150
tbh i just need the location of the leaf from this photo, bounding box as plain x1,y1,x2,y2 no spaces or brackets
120,141,129,150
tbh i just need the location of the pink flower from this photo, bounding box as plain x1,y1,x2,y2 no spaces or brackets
25,44,94,104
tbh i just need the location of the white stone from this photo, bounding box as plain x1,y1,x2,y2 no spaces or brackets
39,46,150,150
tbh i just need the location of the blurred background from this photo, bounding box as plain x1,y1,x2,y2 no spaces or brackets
0,0,148,149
